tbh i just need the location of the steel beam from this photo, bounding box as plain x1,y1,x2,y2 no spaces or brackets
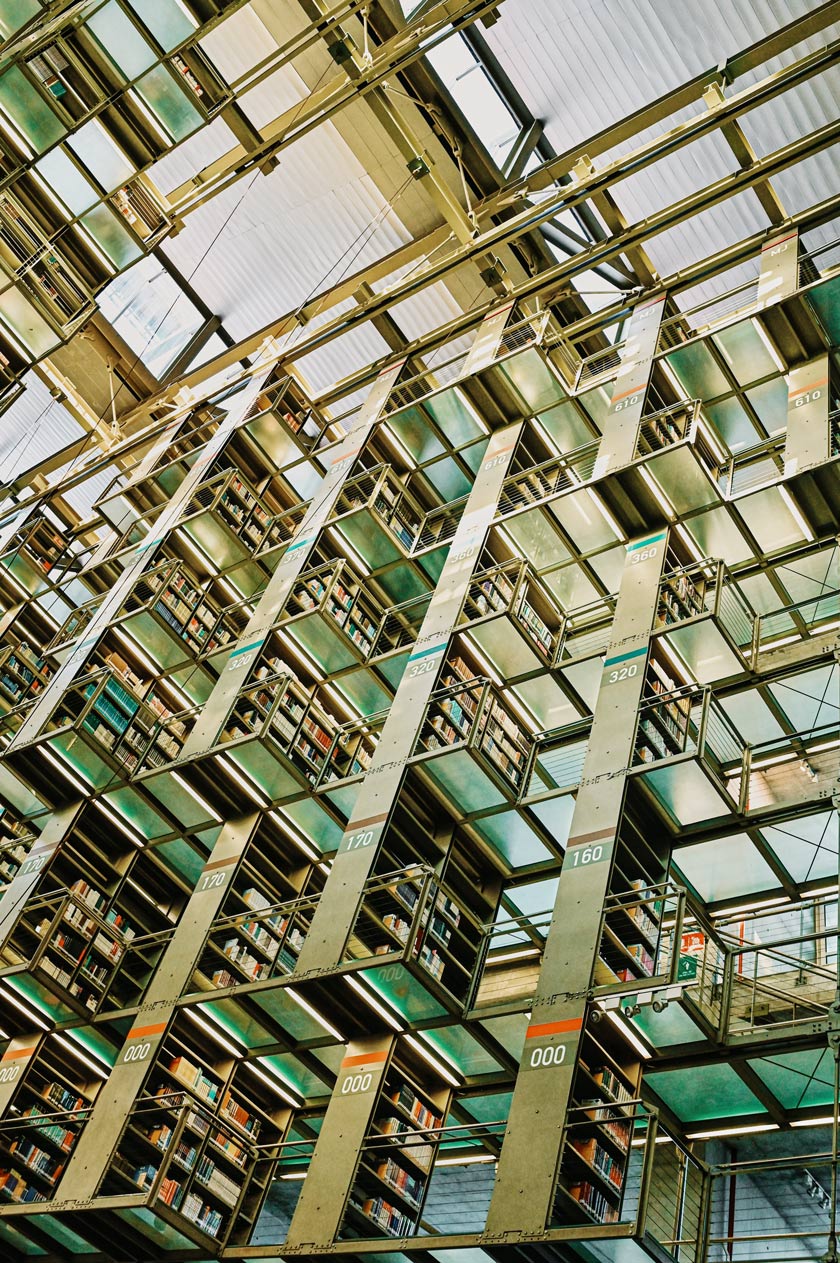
53,813,259,1204
485,528,669,1234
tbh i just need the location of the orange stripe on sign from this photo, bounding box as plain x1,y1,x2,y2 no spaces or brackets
2,1046,35,1061
526,1018,583,1040
202,856,232,872
128,1022,167,1040
762,232,797,250
331,445,361,466
611,385,640,404
790,378,828,397
342,1050,388,1068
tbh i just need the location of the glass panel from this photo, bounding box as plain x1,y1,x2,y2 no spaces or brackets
135,65,202,141
97,256,203,377
68,120,134,192
86,1,156,81
80,204,142,268
0,287,60,354
36,148,97,214
0,65,65,152
125,0,197,50
0,0,40,41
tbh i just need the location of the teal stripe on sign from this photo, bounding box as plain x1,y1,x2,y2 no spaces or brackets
231,639,264,658
626,532,666,552
408,642,444,662
287,537,312,553
604,646,647,668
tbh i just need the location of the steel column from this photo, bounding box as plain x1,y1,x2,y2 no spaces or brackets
179,359,405,757
784,355,831,475
0,801,83,948
0,1036,42,1117
593,296,666,478
757,228,800,307
53,813,258,1203
285,1035,395,1247
8,372,273,751
462,301,515,375
484,528,668,1235
294,420,523,975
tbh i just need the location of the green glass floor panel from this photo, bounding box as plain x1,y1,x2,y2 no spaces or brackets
747,1047,835,1110
674,833,776,903
665,341,729,401
0,65,64,151
644,1061,762,1122
136,65,203,142
806,277,840,341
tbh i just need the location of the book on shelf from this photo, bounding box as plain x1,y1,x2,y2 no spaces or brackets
567,1180,619,1223
389,1085,442,1131
359,1195,414,1236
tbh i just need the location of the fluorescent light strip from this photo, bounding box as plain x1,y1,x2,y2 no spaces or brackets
93,798,144,848
217,754,269,807
687,1123,778,1140
54,1034,109,1079
606,1010,651,1060
436,1153,497,1166
711,897,787,919
286,987,343,1042
267,810,321,863
791,1116,837,1129
345,975,404,1032
185,1009,244,1058
254,1057,304,1108
404,1035,461,1087
778,487,815,542
489,947,541,964
277,631,325,682
0,984,50,1031
171,771,222,822
113,628,163,677
41,747,92,797
326,528,370,577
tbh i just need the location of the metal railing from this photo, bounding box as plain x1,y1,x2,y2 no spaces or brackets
0,1103,91,1201
330,464,423,553
655,559,755,656
459,559,564,665
316,709,386,789
522,721,591,798
369,592,432,660
99,1091,265,1245
752,591,840,666
633,684,745,805
346,865,483,1006
743,721,840,814
414,677,533,797
706,1150,836,1263
0,886,162,1016
281,558,383,661
721,433,786,498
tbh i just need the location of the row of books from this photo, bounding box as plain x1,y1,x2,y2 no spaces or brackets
379,1117,434,1171
181,1190,224,1237
590,1065,633,1104
359,1195,415,1236
0,1169,47,1202
195,1154,241,1207
389,1085,442,1131
21,1108,76,1151
568,1180,619,1223
375,1156,423,1207
570,1137,623,1188
9,1138,64,1182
